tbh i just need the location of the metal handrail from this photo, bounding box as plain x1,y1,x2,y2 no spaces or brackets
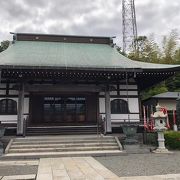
97,115,104,137
97,116,99,137
23,115,29,137
97,115,101,137
103,117,106,135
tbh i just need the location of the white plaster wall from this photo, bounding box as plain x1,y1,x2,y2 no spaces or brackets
24,98,29,114
99,92,105,96
0,90,6,95
120,85,137,89
99,98,105,113
8,90,18,95
120,91,138,96
110,98,139,113
16,97,29,115
8,90,29,96
111,114,140,121
99,97,139,113
0,97,29,124
110,91,117,95
0,115,18,123
99,97,140,122
100,113,140,123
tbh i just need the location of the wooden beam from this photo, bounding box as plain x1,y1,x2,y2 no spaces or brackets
0,70,1,83
23,84,104,92
17,83,25,136
105,86,112,133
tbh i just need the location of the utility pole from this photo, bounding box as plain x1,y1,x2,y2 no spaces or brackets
122,0,138,53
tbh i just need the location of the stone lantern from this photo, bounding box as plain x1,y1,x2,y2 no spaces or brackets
152,104,169,153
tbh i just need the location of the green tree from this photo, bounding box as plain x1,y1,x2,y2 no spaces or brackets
141,82,168,100
0,40,10,52
161,30,178,64
174,48,180,64
125,30,180,99
128,35,161,63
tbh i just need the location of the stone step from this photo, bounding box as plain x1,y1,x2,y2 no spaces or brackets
9,146,119,153
26,132,97,136
13,137,115,143
13,135,114,141
26,126,98,136
11,142,117,149
26,129,97,135
3,150,123,160
4,135,123,160
12,139,116,146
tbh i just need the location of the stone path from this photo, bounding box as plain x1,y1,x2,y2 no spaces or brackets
36,157,120,180
1,157,180,179
0,174,36,180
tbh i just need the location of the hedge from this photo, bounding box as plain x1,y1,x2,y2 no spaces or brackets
165,131,180,150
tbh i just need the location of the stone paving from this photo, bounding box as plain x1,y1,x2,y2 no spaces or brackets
96,152,180,177
1,156,180,179
119,174,180,180
0,174,36,180
0,160,38,178
36,157,120,180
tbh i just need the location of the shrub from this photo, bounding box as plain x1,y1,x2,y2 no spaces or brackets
165,131,180,150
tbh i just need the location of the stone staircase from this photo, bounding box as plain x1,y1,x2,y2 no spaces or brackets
26,125,98,136
4,135,123,159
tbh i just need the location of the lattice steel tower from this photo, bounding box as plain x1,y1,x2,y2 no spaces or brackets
122,0,138,53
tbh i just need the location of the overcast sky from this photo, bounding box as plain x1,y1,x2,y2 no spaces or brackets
0,0,180,46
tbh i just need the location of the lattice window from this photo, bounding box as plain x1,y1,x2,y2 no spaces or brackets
0,99,17,115
111,99,130,114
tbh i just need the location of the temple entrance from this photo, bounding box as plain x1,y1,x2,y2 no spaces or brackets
43,96,86,124
29,93,98,126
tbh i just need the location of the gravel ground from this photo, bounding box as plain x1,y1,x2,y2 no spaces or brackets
0,165,38,176
95,151,180,177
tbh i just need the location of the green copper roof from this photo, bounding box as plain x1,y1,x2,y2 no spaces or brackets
133,61,180,70
0,41,179,71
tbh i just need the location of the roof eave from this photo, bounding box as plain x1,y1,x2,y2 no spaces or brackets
0,65,142,73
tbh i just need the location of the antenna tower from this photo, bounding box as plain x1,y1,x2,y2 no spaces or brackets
122,0,138,53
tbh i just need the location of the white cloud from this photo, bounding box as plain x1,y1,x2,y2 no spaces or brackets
0,0,179,47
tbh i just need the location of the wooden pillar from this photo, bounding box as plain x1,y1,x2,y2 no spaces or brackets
105,86,112,134
17,83,25,136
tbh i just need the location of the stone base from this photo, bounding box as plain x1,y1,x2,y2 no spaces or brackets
124,138,138,145
152,148,172,154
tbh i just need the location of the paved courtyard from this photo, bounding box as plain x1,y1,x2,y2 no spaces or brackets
95,151,180,177
0,160,38,176
1,151,180,179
